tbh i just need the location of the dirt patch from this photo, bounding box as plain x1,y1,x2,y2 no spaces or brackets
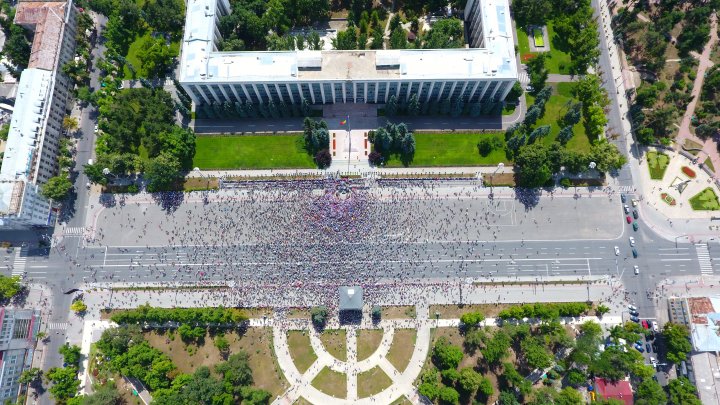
387,329,417,372
382,306,416,319
319,329,347,361
357,329,384,361
287,308,310,319
144,327,288,398
288,330,317,373
482,172,516,186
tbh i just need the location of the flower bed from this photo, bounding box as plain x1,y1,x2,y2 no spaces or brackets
661,193,677,206
681,166,697,178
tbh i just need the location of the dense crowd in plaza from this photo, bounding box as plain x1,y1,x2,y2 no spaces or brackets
45,179,638,313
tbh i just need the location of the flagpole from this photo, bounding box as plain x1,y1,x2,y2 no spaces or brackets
346,114,350,173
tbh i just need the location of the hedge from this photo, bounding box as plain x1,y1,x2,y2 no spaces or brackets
497,302,591,320
110,304,248,325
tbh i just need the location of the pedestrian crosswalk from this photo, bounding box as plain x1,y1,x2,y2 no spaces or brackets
695,243,713,275
64,227,85,236
47,322,69,330
11,247,27,278
518,71,530,85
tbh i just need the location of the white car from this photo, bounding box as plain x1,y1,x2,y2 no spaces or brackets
634,265,639,275
94,124,99,133
628,304,637,311
652,321,659,332
614,246,620,256
624,204,630,214
650,357,657,368
629,237,635,246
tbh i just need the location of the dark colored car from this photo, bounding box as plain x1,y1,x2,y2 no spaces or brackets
633,210,639,219
633,222,639,231
646,343,652,352
632,248,638,258
621,194,626,203
630,316,640,322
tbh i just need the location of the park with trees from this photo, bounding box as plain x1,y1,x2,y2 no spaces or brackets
417,304,696,405
613,0,719,146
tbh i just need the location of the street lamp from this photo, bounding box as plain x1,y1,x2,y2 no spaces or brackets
489,163,504,199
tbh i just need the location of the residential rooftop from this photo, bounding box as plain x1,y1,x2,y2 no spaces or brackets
14,1,68,72
180,0,516,83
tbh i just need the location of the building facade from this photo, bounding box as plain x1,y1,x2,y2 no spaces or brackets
0,0,78,228
179,0,517,107
0,308,41,403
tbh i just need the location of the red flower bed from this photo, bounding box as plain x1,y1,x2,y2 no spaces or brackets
682,166,696,178
521,53,537,62
661,193,677,206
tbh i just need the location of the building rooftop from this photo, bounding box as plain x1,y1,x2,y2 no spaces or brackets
594,378,633,405
14,1,68,72
180,0,517,83
687,296,720,352
339,286,363,311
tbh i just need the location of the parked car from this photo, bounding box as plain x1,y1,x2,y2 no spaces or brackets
646,343,652,352
630,316,640,322
624,204,630,214
642,320,650,329
626,216,633,224
650,357,658,368
632,199,638,207
621,194,626,203
628,305,637,311
633,222,639,231
634,343,644,352
629,236,635,246
652,321,659,332
632,248,638,258
634,265,640,275
633,210,639,219
629,309,639,316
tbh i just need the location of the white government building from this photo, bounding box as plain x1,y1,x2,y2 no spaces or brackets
179,0,518,107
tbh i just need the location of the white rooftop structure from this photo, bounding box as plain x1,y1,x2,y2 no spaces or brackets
179,0,518,106
0,69,54,228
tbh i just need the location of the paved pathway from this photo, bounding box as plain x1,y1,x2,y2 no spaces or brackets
675,12,720,178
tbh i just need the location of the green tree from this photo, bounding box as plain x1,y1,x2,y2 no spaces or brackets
526,54,548,93
18,368,42,385
59,343,82,366
144,0,185,34
332,27,358,50
663,323,692,364
460,311,485,328
47,366,80,402
96,325,144,358
481,330,511,365
418,382,440,400
71,300,88,314
144,152,183,192
438,386,460,404
636,379,667,405
510,0,551,27
667,377,701,405
0,275,21,300
214,335,230,357
432,337,464,370
370,28,384,49
389,27,408,49
385,94,398,117
407,93,420,116
215,351,253,389
520,337,552,369
41,174,73,201
311,306,328,328
589,141,627,172
498,391,521,405
3,25,31,75
423,18,463,49
457,367,483,394
515,143,552,187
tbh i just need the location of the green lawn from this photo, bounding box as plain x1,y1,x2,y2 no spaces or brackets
383,132,509,167
516,22,572,74
311,367,346,398
646,150,669,180
357,367,393,398
287,331,317,373
689,187,720,210
193,135,316,169
525,83,591,153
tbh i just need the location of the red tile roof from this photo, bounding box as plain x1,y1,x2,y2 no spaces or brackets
595,377,634,405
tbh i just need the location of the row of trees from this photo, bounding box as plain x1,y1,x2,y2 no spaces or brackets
496,302,592,321
302,118,332,168
385,93,508,118
368,122,416,166
46,344,82,402
0,0,31,79
198,99,312,120
110,304,248,325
